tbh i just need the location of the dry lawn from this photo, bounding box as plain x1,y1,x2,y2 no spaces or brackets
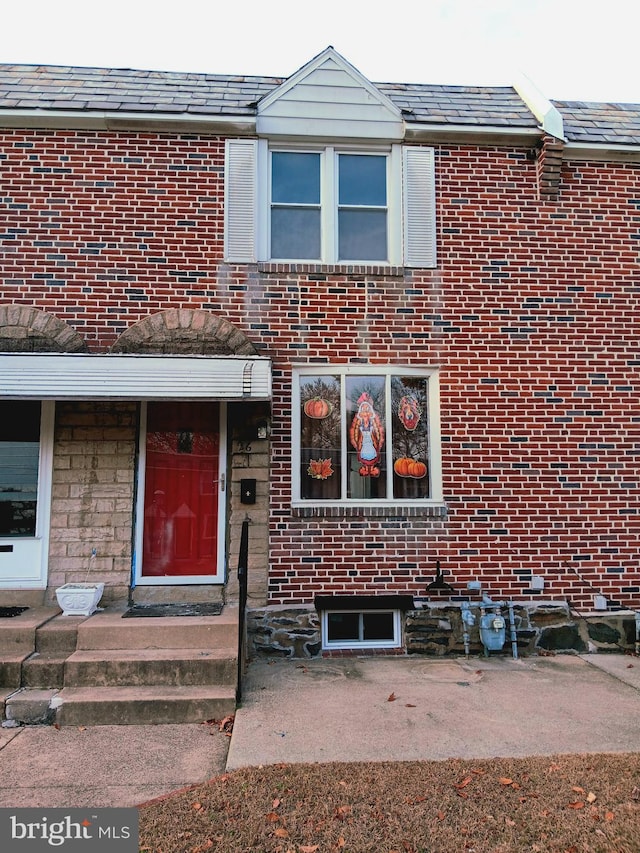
139,752,640,853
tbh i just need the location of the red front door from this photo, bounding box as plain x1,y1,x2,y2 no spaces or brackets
142,402,220,579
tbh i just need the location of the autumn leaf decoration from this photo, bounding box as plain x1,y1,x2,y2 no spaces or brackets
308,458,334,480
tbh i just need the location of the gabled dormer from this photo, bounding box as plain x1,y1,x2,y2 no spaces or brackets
256,46,404,142
226,48,435,268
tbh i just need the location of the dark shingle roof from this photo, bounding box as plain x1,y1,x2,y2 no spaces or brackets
0,64,535,127
553,100,640,146
0,64,638,145
0,65,279,116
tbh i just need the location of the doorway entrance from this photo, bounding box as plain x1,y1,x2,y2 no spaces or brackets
135,401,226,584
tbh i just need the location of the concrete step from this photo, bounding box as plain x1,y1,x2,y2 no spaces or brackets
75,607,239,650
3,688,59,726
21,653,67,688
51,685,236,726
0,653,28,689
63,648,238,687
0,608,59,654
35,619,79,653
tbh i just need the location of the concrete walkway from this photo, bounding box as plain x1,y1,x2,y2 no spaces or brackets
0,653,638,807
0,723,230,807
226,653,640,769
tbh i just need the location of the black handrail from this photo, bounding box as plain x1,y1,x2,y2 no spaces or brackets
236,516,249,703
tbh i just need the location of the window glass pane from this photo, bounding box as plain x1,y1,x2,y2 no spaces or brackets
300,375,341,500
271,208,321,259
338,209,387,261
346,376,386,500
391,376,430,499
0,401,40,537
327,612,360,642
339,154,386,206
272,152,320,204
363,611,395,641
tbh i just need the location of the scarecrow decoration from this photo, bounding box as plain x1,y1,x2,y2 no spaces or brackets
349,392,385,477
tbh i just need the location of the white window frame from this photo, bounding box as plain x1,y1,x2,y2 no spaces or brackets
225,139,436,268
257,141,403,265
292,364,443,508
0,401,54,589
322,609,402,650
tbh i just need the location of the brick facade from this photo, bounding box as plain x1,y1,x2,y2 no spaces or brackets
1,118,639,611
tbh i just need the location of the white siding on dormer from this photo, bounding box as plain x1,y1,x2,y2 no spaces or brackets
257,50,404,141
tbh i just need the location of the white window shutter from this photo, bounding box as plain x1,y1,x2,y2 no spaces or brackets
403,147,436,268
224,139,258,263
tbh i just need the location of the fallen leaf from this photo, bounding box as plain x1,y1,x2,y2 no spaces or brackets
273,798,281,809
336,837,346,849
499,778,513,786
265,812,280,822
387,692,397,702
78,726,86,731
335,805,351,820
192,802,202,811
192,841,213,853
567,801,585,809
587,792,597,804
273,827,289,838
299,846,320,853
632,786,640,800
436,810,445,821
505,817,516,826
405,703,417,708
454,776,473,789
605,811,615,821
572,786,585,794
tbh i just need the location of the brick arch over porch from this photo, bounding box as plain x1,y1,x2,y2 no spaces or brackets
0,304,87,352
110,309,259,356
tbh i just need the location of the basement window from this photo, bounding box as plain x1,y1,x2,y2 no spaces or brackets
322,609,401,650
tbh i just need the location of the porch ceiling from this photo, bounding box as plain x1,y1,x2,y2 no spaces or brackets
0,353,272,400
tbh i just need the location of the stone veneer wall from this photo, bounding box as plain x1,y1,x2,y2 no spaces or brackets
246,602,638,659
47,401,137,604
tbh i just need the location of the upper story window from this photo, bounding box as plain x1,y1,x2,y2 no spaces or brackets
292,365,443,507
271,150,388,263
225,140,436,268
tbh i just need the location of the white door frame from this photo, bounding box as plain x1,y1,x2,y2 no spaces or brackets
133,401,227,586
0,400,54,590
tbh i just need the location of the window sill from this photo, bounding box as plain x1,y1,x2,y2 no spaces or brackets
291,503,448,519
258,262,405,277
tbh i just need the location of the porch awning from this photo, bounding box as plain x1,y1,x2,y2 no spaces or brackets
0,353,272,401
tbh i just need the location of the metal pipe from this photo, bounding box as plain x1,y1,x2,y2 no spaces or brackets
507,601,518,660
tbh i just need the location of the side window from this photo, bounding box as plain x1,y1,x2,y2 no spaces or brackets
294,368,441,505
0,401,41,536
337,153,387,261
271,152,321,260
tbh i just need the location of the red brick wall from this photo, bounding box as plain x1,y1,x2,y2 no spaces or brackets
2,129,639,609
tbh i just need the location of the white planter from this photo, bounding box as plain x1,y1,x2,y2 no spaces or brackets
55,582,105,616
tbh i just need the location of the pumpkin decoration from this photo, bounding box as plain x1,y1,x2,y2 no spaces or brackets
307,458,334,480
398,395,422,431
393,457,427,479
303,397,333,419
